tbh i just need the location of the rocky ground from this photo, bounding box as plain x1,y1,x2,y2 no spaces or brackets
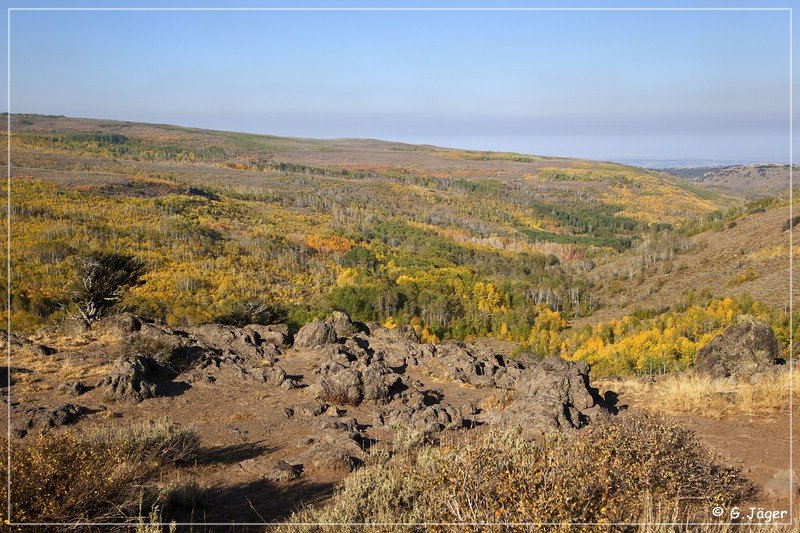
5,311,613,523
3,311,796,525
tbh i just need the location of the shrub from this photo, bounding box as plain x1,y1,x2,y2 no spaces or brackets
67,250,146,325
2,431,143,524
0,420,200,525
212,297,287,326
161,480,207,511
119,334,176,365
285,412,753,531
728,268,759,287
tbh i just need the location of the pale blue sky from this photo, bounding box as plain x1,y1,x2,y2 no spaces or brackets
2,1,796,162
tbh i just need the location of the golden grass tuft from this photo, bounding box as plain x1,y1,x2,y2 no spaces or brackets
601,366,799,419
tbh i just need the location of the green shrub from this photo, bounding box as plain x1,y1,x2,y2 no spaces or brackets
67,250,146,325
212,297,287,327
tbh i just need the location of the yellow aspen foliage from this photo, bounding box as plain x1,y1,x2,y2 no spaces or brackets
420,326,439,344
499,322,509,339
304,234,353,254
472,282,507,314
336,268,359,287
562,295,789,377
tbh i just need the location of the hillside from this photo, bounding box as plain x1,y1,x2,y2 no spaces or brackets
663,163,795,200
4,114,798,528
583,200,798,326
3,114,733,341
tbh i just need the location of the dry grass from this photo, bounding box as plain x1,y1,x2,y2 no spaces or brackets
636,500,799,533
602,367,799,419
0,419,199,526
87,418,200,465
8,343,110,401
477,388,514,411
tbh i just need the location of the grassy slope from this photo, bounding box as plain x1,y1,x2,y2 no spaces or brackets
664,163,795,200
582,201,799,325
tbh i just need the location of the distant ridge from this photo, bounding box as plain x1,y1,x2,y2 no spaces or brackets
611,158,783,169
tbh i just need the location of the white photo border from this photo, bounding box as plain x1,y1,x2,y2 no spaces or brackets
4,5,794,528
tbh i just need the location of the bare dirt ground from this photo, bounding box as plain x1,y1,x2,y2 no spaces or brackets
5,322,797,528
4,328,497,525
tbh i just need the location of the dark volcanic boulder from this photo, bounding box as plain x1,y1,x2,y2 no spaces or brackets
46,403,89,427
243,323,291,346
301,431,365,472
59,380,92,396
311,345,405,405
98,354,161,403
329,311,358,339
187,323,279,363
294,312,370,348
376,402,464,437
426,341,526,389
365,322,421,343
247,364,300,389
499,357,605,437
314,368,364,405
361,361,403,403
19,403,89,434
695,315,781,381
294,320,338,348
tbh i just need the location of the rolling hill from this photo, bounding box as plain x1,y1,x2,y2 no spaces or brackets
3,114,798,527
579,198,798,322
663,163,795,200
3,114,735,341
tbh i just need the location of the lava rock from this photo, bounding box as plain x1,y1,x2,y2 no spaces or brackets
695,315,782,381
98,354,161,403
498,357,606,437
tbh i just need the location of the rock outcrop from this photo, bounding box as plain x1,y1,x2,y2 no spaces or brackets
375,401,464,437
695,315,781,381
98,354,161,403
17,403,90,437
314,367,365,405
187,323,281,365
28,310,616,467
499,357,607,437
429,341,527,389
294,319,338,348
294,312,369,348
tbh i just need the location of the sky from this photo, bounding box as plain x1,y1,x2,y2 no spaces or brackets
2,0,796,163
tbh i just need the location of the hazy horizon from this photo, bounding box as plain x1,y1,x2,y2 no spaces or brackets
7,111,789,168
5,2,795,163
